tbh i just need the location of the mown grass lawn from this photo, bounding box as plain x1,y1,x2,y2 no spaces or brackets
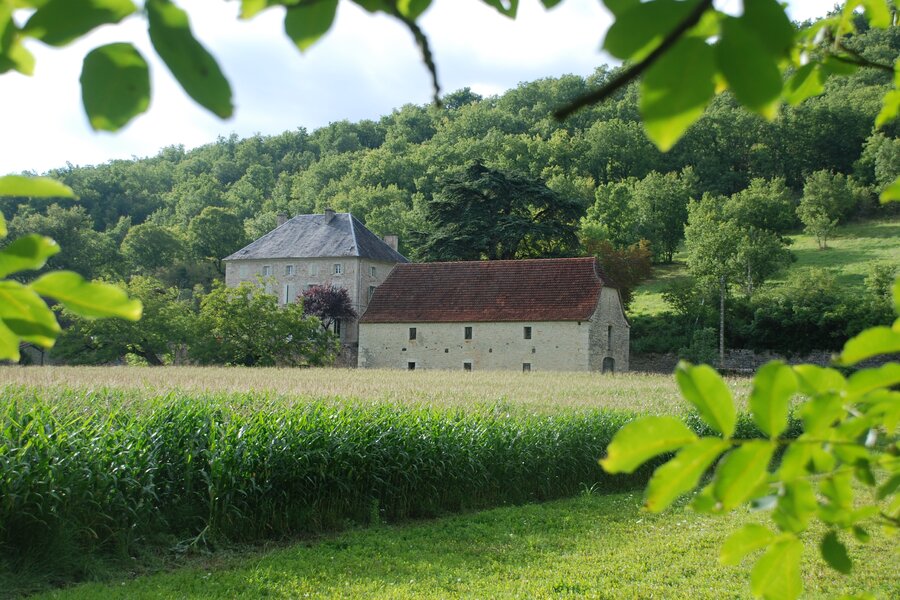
628,217,900,318
34,491,898,600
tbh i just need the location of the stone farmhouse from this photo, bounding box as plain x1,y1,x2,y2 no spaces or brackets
223,209,408,363
358,257,630,372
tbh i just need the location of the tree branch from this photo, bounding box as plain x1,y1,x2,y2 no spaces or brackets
555,0,714,120
391,7,442,107
830,42,895,73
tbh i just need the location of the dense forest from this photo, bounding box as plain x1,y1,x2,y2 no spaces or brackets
3,19,899,364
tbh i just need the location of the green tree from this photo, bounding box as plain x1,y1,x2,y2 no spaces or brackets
190,281,336,367
120,222,184,273
52,276,192,365
187,206,247,275
632,168,697,262
416,162,580,261
723,177,797,234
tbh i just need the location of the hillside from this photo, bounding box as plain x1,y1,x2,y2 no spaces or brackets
630,217,900,317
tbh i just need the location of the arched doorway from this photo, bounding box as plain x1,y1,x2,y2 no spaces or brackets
602,356,615,373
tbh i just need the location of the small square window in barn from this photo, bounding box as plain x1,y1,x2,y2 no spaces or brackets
409,327,417,341
522,363,531,373
464,326,472,340
408,362,416,370
524,326,532,339
285,265,294,276
463,362,472,372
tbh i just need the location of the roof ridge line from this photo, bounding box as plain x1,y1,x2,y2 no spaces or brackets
348,213,359,256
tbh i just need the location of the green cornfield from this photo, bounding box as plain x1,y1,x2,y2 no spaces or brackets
0,383,790,578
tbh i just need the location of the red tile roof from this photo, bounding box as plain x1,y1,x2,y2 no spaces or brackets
360,257,610,323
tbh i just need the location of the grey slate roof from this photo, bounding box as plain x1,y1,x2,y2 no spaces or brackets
223,213,408,263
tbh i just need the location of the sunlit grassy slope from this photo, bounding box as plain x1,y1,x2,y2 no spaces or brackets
36,491,898,600
629,218,900,317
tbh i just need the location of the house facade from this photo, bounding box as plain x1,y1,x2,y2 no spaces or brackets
223,209,408,361
358,257,629,372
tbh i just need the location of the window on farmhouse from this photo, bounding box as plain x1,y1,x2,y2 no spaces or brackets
408,362,416,370
333,263,343,275
310,264,319,276
463,362,472,372
524,326,532,340
370,266,377,277
522,363,531,373
464,326,472,340
283,283,293,305
285,265,294,276
369,285,376,301
262,265,272,276
334,319,341,336
409,327,417,340
238,265,248,278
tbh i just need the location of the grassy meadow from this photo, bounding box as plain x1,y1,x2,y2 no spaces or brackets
629,217,900,316
31,491,900,599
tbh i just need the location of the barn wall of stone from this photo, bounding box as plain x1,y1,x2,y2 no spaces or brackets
358,320,592,371
587,286,630,373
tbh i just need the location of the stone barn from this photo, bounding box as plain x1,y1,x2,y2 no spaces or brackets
357,257,629,372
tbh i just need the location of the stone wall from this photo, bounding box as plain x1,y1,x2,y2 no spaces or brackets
358,320,593,371
587,286,631,373
631,349,896,374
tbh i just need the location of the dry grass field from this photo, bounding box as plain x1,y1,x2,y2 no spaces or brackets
0,365,751,414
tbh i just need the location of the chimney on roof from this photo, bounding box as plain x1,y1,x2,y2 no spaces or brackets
276,212,288,227
383,235,399,252
324,208,335,223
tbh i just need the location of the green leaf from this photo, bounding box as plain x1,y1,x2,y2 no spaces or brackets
821,531,852,574
645,437,729,512
783,63,826,105
0,318,20,362
749,361,797,439
875,89,900,128
481,0,518,17
29,271,142,320
675,361,736,438
821,470,854,512
599,416,697,474
284,0,338,53
713,440,774,511
715,16,782,118
539,0,564,8
600,0,639,17
720,523,774,565
750,535,803,600
0,213,6,238
799,394,844,436
80,43,150,131
742,0,794,57
861,0,892,28
640,36,715,151
603,0,696,61
146,0,233,118
778,440,813,481
847,363,900,399
772,479,818,533
0,38,36,76
0,281,61,347
240,0,285,19
793,365,846,396
0,175,75,198
837,326,900,365
23,0,135,47
882,176,900,202
0,234,60,278
398,0,432,19
894,277,900,315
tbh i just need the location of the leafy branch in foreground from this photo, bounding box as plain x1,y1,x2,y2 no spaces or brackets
601,279,900,600
0,176,142,362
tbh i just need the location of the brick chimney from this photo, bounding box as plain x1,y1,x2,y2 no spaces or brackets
324,208,335,223
383,235,398,252
276,212,288,227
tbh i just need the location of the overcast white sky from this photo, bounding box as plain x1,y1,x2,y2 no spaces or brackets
1,0,832,175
